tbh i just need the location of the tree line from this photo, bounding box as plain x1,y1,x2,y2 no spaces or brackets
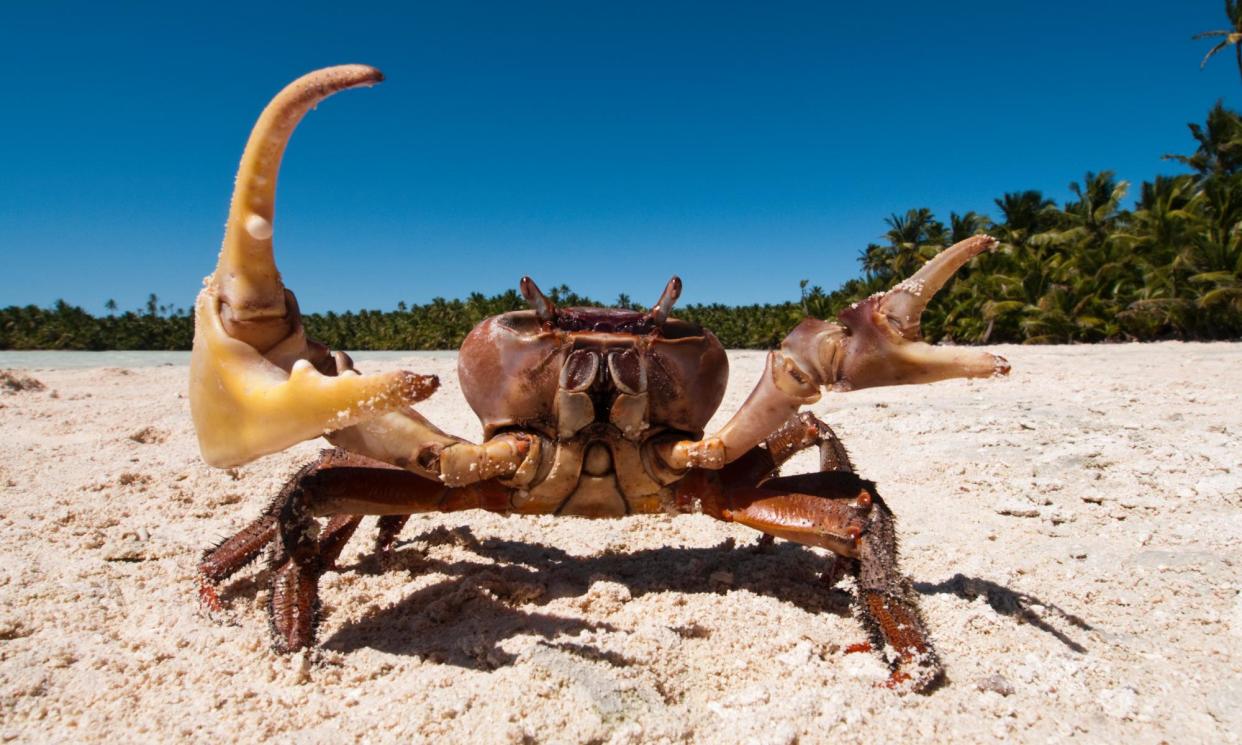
4,102,1242,351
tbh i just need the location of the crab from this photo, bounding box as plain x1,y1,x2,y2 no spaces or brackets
192,65,1011,693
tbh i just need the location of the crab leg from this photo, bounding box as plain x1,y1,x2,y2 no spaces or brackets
720,411,854,487
198,459,365,611
375,515,412,554
660,235,1010,470
717,473,873,556
201,450,517,651
690,437,938,690
269,451,517,651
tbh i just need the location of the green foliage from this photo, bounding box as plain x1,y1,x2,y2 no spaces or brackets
5,106,1242,350
0,299,193,350
1193,1,1242,83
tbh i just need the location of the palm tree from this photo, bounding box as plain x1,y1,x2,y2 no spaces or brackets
993,191,1056,244
949,211,988,243
1194,1,1242,82
1165,102,1242,179
882,208,946,278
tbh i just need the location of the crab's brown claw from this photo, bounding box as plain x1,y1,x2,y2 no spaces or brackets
190,65,438,468
833,235,1010,390
664,236,1010,471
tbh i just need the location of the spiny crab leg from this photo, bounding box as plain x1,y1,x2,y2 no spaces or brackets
661,235,1010,470
190,65,439,468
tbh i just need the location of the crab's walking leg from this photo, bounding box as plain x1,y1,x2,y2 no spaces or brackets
851,497,943,691
721,411,854,488
317,515,363,571
261,450,513,652
199,508,279,612
375,515,411,554
690,414,943,692
199,465,314,612
199,425,538,614
700,474,941,692
659,235,1010,471
198,461,361,610
721,412,855,557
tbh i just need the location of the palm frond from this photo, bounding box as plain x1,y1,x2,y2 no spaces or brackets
1198,286,1242,307
1202,39,1231,68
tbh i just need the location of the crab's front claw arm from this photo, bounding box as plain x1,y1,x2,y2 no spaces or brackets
662,235,1009,470
189,65,441,468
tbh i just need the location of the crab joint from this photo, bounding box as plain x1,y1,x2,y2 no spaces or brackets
658,436,725,471
438,433,538,487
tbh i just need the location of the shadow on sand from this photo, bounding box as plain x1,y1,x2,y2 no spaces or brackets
913,573,1093,653
219,525,1093,669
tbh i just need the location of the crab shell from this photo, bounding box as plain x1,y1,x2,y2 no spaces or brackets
460,308,727,439
458,306,727,516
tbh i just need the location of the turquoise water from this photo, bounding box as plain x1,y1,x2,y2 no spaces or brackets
0,350,454,369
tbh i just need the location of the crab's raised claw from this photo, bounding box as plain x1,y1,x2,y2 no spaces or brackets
211,64,384,351
190,65,438,468
191,293,439,467
659,236,1011,472
833,235,1010,391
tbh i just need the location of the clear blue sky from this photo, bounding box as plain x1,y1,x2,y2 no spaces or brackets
0,1,1237,313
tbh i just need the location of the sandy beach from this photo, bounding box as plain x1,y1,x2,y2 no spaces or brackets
0,343,1239,743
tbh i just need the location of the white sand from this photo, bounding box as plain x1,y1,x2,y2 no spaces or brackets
1,343,1239,743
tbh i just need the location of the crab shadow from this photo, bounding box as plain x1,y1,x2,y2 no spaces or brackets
296,525,1092,668
318,526,853,667
913,573,1094,653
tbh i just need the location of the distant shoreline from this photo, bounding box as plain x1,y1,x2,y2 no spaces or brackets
2,341,1238,370
0,350,452,369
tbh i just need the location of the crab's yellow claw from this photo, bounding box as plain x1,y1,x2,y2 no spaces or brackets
190,64,437,468
191,293,438,467
211,63,383,351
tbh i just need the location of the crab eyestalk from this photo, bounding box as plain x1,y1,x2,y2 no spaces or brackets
520,276,556,325
213,64,384,353
649,276,682,326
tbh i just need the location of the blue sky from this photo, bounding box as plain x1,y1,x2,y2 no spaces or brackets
0,1,1237,313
